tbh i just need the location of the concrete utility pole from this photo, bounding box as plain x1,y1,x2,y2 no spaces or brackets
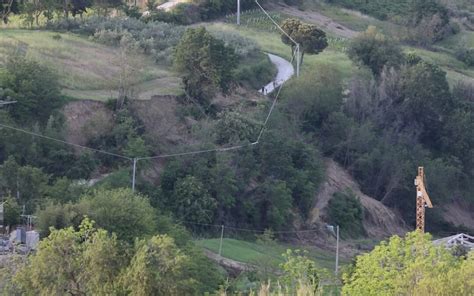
0,202,4,227
335,225,339,276
237,0,241,25
131,158,137,193
296,44,301,77
218,225,224,257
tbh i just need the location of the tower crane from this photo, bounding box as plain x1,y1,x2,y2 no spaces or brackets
414,167,433,232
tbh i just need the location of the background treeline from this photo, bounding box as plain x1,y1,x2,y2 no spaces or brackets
1,0,268,26
322,0,459,46
279,26,474,232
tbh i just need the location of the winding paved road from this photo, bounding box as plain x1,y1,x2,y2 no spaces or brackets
259,53,295,95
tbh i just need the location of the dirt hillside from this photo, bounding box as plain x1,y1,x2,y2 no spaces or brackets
63,100,114,147
269,2,358,38
309,159,408,238
442,201,474,229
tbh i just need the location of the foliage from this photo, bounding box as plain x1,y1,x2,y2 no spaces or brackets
172,175,217,224
159,127,324,230
342,231,473,296
147,0,262,24
210,30,260,58
88,107,148,165
1,196,20,227
326,0,452,44
214,111,260,144
320,52,474,229
11,218,218,295
0,156,49,212
45,17,184,65
281,64,343,133
327,191,365,238
326,0,447,23
279,249,320,293
281,18,328,66
36,188,156,242
174,27,237,104
0,57,62,123
235,52,276,89
224,9,284,33
120,235,196,295
347,26,404,76
13,218,121,295
455,45,474,66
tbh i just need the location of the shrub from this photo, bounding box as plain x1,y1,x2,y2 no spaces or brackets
327,190,365,238
210,30,260,58
455,46,474,66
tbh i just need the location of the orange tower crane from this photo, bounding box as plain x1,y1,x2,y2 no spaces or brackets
414,167,433,232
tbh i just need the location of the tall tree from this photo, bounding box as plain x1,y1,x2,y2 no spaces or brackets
342,231,465,295
281,18,328,66
347,26,404,76
174,27,237,105
1,57,62,123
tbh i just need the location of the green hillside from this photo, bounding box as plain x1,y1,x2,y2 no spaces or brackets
0,29,182,101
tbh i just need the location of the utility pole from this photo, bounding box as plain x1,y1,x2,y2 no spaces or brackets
0,202,4,228
131,158,137,193
296,44,300,77
335,225,339,276
218,225,224,257
237,0,240,25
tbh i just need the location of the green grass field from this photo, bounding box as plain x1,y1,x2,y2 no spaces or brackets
195,238,344,271
0,29,182,101
404,46,474,84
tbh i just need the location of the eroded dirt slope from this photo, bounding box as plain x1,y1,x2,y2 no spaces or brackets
309,159,408,238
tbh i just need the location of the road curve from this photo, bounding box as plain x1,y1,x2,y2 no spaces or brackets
259,53,295,95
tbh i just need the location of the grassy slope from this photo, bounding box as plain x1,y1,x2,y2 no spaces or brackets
288,1,474,85
195,238,344,271
206,23,355,81
0,29,182,101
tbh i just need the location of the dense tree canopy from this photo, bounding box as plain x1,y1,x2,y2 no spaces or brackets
342,231,474,296
9,218,220,295
281,18,328,66
0,58,62,123
348,26,404,76
36,188,157,242
174,27,237,105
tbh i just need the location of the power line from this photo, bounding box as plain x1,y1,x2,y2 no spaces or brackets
137,142,258,161
0,123,132,160
178,220,319,234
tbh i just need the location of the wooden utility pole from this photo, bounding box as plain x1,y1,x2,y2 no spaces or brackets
414,167,433,232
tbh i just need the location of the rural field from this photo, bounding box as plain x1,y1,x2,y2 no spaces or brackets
0,29,182,101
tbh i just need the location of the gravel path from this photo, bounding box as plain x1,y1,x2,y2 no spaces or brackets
259,53,295,95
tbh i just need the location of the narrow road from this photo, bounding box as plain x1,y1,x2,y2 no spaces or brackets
259,53,295,95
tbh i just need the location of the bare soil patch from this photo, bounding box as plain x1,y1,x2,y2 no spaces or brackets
62,100,114,147
309,159,408,239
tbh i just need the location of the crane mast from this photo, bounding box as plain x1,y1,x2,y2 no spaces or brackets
414,167,433,232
